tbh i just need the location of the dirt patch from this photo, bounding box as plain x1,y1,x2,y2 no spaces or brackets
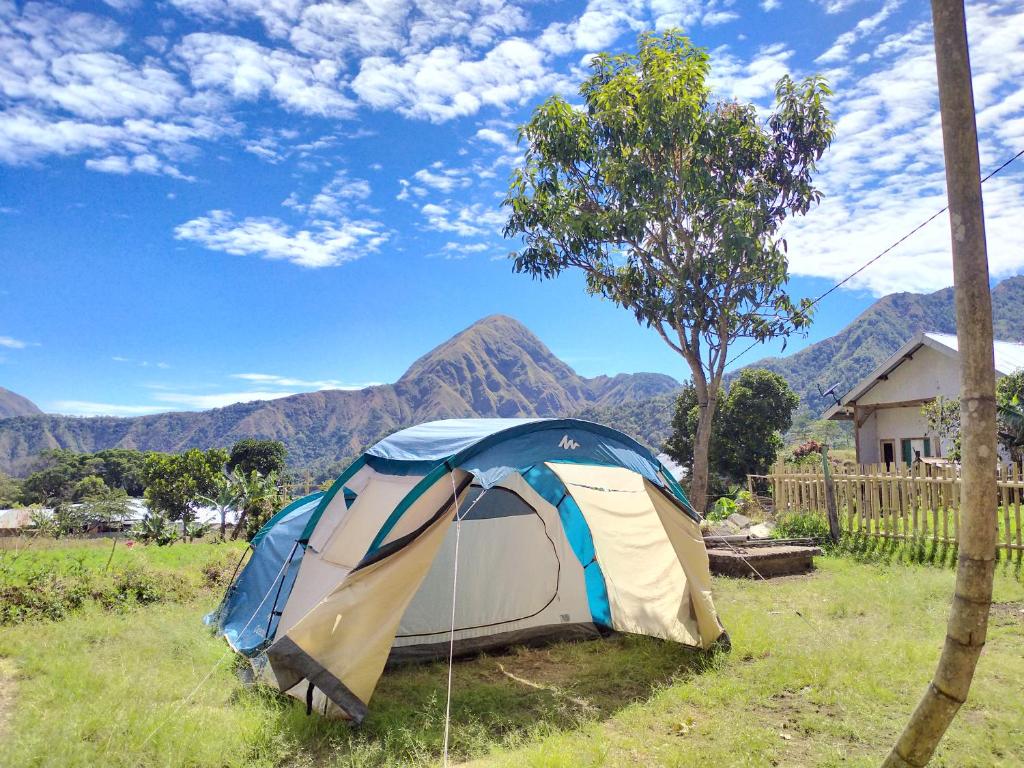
990,601,1024,626
0,657,15,738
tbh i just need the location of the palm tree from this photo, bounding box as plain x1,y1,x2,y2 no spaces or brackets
230,469,282,541
200,474,244,539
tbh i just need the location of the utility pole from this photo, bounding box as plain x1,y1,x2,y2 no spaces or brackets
821,445,840,544
883,1,998,766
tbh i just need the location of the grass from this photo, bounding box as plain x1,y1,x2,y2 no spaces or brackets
0,536,248,586
1,548,1023,766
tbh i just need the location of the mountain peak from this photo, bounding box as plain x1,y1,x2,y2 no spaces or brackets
0,386,42,419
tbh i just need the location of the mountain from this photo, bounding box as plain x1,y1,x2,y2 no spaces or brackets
0,387,42,419
0,315,680,477
743,275,1024,415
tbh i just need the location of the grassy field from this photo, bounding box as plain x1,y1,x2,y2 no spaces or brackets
1,543,1023,767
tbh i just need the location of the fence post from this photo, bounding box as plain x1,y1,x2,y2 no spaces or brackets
821,446,841,544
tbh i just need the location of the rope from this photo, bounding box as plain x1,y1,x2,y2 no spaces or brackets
440,475,489,767
699,510,823,637
441,470,463,768
133,547,294,753
725,145,1024,369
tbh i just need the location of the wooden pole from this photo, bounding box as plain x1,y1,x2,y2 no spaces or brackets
883,1,998,765
822,445,841,544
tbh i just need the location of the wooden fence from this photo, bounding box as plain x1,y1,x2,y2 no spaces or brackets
758,461,1024,556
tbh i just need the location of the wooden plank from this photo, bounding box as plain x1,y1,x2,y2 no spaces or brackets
1015,464,1022,562
1001,464,1012,556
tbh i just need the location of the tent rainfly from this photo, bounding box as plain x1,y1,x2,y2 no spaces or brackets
210,418,725,721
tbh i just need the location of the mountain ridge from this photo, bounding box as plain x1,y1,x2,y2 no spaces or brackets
0,315,680,477
743,275,1024,415
0,386,42,419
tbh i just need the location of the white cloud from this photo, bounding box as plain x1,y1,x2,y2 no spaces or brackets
474,127,518,153
0,3,227,172
784,0,1024,295
816,0,900,65
153,390,301,409
412,162,472,193
710,43,794,102
174,209,389,268
51,400,170,416
439,241,494,259
353,38,562,122
0,335,35,349
761,0,781,10
231,372,373,389
283,169,372,217
420,201,505,236
85,152,194,180
174,32,357,117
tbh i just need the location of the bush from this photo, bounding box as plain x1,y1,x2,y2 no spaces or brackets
0,568,92,623
773,511,830,539
130,512,179,546
1,560,196,625
706,496,737,523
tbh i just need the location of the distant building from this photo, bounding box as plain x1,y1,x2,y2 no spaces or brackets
823,331,1024,466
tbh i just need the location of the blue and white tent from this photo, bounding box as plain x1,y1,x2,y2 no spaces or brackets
217,418,724,721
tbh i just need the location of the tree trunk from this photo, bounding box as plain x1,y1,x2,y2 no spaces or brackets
230,509,247,541
883,2,997,764
689,395,718,516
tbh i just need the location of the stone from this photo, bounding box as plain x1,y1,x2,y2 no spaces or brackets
726,512,752,529
749,522,775,539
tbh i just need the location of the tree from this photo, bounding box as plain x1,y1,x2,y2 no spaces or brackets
71,475,108,502
19,448,152,504
143,448,228,541
0,472,22,507
922,396,961,461
93,448,150,496
504,31,833,513
665,368,798,486
227,439,287,478
200,474,244,539
995,371,1024,464
230,469,286,541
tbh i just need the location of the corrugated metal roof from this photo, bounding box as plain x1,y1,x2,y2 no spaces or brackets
924,332,1024,375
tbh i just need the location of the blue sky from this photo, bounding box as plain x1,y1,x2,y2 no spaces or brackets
1,0,1023,416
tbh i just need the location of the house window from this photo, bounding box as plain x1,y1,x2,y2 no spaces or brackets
901,438,932,465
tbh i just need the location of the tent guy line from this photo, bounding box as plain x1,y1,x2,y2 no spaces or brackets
442,471,488,768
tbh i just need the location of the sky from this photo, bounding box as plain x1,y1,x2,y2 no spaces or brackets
1,0,1023,417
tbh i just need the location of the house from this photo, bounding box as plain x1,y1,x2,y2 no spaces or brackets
823,331,1024,466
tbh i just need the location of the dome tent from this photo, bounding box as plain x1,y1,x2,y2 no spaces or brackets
216,418,725,721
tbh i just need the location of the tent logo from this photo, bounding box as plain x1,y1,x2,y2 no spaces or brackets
558,435,580,450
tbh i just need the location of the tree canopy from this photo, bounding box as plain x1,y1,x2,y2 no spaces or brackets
665,368,799,484
504,30,833,512
19,448,153,505
227,439,288,478
143,448,228,536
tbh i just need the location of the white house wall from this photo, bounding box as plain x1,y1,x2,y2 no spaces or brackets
858,345,960,406
855,345,960,464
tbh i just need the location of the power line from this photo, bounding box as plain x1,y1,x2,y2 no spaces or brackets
725,146,1024,369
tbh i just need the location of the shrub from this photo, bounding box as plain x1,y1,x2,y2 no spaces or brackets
0,569,92,623
706,496,737,523
773,511,830,539
130,512,179,546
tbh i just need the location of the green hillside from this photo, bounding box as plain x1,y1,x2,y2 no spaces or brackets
747,275,1024,415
